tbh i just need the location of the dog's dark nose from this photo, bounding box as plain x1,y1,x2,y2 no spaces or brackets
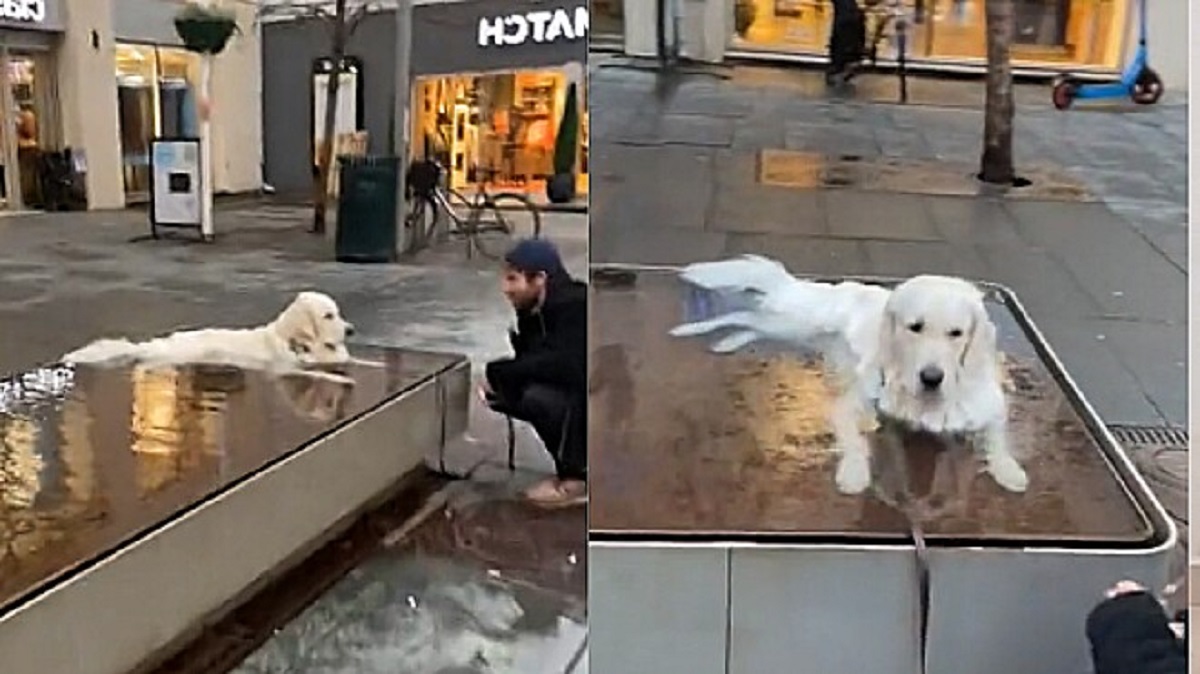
919,366,944,390
345,323,355,336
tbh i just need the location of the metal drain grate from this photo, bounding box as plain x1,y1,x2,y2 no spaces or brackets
1107,424,1189,448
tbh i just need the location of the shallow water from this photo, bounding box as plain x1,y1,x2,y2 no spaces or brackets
0,348,459,610
234,481,586,674
589,269,1149,543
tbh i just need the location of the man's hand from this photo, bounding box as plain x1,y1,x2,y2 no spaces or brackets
1105,580,1147,599
478,380,493,403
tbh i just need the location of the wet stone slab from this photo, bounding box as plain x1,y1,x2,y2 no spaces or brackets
588,268,1150,544
0,348,461,610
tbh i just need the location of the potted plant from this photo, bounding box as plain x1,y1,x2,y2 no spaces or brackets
174,2,240,55
546,82,579,205
734,0,757,38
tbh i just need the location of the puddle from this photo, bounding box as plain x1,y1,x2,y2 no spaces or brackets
234,483,585,674
0,348,460,610
758,149,1095,201
588,269,1149,543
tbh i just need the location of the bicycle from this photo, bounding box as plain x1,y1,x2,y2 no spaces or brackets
405,160,543,260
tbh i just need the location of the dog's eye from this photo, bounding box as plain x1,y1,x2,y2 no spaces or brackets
948,328,964,338
323,312,334,320
907,322,924,334
324,342,337,351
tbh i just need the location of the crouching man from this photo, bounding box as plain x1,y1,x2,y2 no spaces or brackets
482,239,587,508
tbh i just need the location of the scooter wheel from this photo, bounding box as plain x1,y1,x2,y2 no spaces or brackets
1052,79,1076,111
1132,67,1164,105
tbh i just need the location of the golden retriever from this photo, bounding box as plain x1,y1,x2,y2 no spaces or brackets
670,255,1026,496
62,291,374,385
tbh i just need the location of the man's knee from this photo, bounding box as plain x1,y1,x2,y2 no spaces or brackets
516,384,570,422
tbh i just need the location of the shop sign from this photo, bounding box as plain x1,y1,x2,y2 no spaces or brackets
0,0,46,23
477,6,588,48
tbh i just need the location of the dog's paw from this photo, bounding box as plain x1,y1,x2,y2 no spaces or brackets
987,453,1028,493
835,452,872,495
668,323,704,337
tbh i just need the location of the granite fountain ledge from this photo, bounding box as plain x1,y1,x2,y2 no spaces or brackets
0,348,470,674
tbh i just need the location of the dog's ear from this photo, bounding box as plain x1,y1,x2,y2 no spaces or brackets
959,302,998,376
876,304,899,366
275,295,323,351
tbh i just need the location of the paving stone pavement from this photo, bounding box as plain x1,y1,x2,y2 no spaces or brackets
590,56,1186,429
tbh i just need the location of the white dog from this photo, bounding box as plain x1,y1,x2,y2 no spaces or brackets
62,291,372,385
669,255,1027,495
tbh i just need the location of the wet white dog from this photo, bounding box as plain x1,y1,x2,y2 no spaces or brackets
63,291,375,385
669,255,1027,495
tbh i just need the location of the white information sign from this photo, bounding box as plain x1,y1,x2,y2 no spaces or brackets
151,140,202,226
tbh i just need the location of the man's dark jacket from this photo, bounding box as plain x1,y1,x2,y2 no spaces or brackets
485,272,587,400
1087,591,1186,674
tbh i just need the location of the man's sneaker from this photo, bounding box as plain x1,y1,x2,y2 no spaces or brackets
523,478,587,509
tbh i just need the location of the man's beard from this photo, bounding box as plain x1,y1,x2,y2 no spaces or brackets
512,294,539,311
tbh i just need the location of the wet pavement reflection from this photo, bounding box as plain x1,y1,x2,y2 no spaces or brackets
589,269,1149,543
758,149,1094,201
234,480,586,674
0,348,459,610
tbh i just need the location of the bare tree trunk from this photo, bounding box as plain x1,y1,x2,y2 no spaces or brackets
313,0,348,234
979,0,1015,184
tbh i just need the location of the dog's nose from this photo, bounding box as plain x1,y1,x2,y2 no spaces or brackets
345,323,355,336
919,366,944,390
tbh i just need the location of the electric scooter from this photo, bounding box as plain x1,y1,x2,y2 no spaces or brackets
1051,0,1162,110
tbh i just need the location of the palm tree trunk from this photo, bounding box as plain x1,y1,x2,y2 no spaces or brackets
313,0,348,234
979,0,1015,184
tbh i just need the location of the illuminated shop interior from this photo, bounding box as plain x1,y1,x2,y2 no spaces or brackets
731,0,1130,71
115,43,201,201
412,67,589,199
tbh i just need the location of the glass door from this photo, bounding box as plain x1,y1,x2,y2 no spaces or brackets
8,51,55,210
116,44,158,202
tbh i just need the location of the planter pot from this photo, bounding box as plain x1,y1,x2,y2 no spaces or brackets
546,173,576,204
175,4,239,55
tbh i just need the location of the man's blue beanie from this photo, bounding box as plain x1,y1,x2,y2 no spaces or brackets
504,238,564,275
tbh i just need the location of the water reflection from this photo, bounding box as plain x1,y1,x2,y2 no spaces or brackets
590,271,1149,543
0,350,457,609
757,149,1093,201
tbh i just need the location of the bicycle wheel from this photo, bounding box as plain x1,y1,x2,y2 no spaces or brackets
441,187,477,242
469,192,543,260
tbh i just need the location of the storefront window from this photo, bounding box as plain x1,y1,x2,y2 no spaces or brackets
730,0,1130,71
115,44,200,201
412,67,588,202
8,56,39,209
592,0,625,39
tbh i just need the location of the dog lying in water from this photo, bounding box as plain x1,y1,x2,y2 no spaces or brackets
62,291,379,385
669,255,1027,496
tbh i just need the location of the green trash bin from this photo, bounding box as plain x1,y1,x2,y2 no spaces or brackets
335,155,400,263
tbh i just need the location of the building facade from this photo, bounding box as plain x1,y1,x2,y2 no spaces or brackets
0,0,262,212
261,0,588,203
593,0,1188,88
